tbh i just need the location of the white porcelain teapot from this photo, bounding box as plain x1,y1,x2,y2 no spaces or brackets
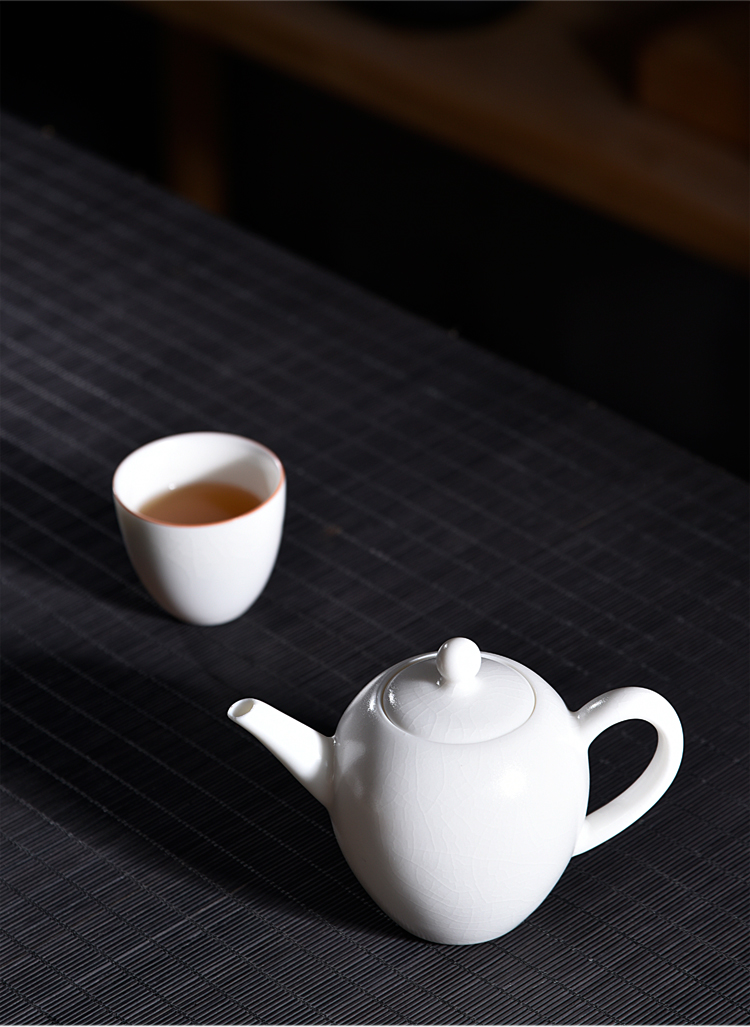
228,637,683,945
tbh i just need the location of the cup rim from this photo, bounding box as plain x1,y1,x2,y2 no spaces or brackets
112,431,286,528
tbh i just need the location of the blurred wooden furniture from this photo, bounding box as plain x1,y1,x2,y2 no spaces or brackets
165,27,227,215
636,2,749,153
138,0,749,272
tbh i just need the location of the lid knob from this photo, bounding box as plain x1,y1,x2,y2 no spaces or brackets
436,637,482,686
383,641,536,742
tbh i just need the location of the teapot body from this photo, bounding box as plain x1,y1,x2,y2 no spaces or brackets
330,657,589,945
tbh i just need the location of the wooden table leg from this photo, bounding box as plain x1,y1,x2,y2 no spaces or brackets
165,25,226,215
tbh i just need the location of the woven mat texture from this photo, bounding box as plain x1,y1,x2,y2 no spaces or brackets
1,114,748,1026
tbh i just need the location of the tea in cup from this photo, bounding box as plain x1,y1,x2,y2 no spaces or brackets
113,432,286,625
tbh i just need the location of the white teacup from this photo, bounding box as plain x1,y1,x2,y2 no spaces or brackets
113,432,286,625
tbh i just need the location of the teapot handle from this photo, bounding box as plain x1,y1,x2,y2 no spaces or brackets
572,687,683,856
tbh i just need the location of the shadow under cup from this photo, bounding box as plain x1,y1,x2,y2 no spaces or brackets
113,432,286,625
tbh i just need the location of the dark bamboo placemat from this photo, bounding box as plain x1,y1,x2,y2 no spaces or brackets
1,113,748,1025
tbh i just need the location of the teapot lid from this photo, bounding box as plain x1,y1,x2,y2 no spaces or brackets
382,637,535,744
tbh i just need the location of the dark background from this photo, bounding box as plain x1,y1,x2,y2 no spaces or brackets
2,0,747,478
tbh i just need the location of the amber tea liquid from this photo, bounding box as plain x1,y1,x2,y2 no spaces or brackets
139,481,263,525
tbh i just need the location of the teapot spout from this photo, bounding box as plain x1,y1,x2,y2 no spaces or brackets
227,699,334,808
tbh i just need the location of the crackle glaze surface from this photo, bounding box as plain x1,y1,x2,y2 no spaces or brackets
114,432,285,625
331,658,588,944
229,649,683,945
